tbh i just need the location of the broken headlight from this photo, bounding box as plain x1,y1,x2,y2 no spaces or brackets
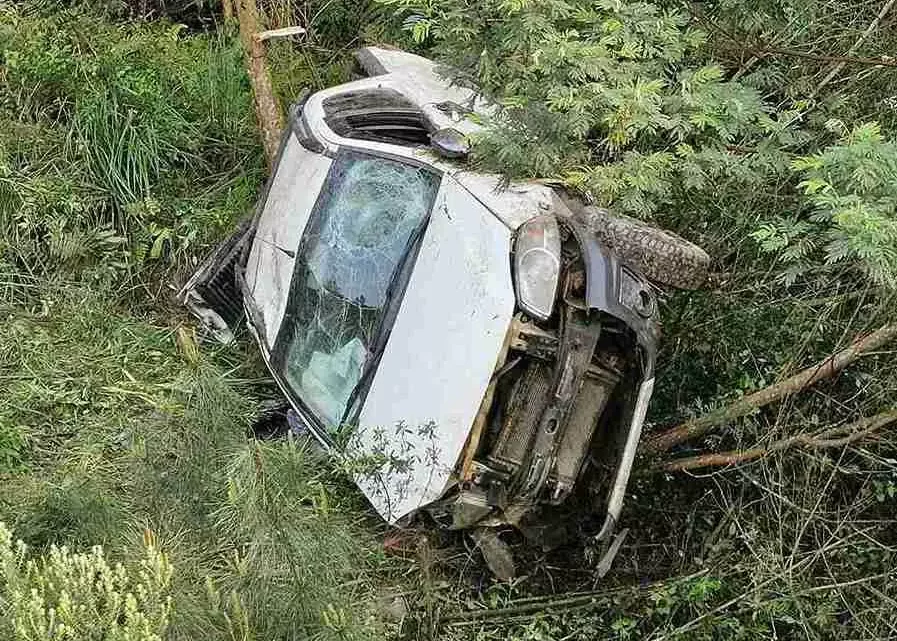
514,215,561,321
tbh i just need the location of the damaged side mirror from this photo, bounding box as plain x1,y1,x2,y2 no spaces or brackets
431,127,470,159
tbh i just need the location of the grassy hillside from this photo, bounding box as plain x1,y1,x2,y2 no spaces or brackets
0,4,393,640
1,1,896,640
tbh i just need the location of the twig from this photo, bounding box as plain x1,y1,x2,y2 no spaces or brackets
440,571,709,624
642,324,897,455
810,0,897,99
657,410,897,472
743,45,897,68
440,590,617,624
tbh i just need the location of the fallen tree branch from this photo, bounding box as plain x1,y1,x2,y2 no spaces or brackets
810,0,897,99
642,324,897,455
658,409,897,472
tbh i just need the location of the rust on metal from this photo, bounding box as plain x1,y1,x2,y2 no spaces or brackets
458,317,520,481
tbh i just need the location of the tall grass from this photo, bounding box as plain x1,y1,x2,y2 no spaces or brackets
0,5,393,639
0,5,263,287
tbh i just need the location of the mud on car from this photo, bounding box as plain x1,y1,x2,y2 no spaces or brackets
181,46,709,573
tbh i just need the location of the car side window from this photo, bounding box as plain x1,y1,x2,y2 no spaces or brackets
273,150,440,430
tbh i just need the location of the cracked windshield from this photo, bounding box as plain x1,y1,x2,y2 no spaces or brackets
278,151,439,429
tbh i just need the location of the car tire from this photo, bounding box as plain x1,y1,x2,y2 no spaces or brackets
576,206,711,290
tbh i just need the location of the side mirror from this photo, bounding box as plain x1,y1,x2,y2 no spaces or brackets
431,128,470,159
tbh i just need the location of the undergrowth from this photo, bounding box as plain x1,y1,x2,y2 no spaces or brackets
0,3,394,640
2,0,896,640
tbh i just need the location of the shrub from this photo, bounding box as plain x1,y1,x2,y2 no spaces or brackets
380,0,794,218
753,121,897,287
0,523,173,641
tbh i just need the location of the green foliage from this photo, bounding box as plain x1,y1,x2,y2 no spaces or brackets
0,522,174,641
754,121,897,287
380,0,793,218
0,5,262,286
2,2,896,641
0,5,393,638
206,439,386,640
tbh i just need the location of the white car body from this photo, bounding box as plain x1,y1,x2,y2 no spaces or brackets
183,47,662,541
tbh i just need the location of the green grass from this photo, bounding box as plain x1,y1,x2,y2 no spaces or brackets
2,2,897,641
0,284,393,640
0,4,395,639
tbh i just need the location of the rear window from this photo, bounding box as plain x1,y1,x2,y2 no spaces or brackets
273,150,440,429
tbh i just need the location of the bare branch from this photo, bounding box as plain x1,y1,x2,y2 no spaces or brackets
641,324,897,455
255,26,307,42
658,410,897,472
745,45,897,68
810,0,897,99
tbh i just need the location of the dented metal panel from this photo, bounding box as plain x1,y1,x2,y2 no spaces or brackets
353,175,515,522
244,134,332,347
451,171,555,231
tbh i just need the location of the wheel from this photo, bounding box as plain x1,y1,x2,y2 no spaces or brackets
575,205,711,290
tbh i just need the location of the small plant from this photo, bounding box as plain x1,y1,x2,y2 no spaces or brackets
0,523,174,641
754,121,897,287
0,424,26,473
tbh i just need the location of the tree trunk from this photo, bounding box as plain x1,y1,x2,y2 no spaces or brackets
234,0,283,167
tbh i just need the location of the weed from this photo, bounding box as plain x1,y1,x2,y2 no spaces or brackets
0,522,174,641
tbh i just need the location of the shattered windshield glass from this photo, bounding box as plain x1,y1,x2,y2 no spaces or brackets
275,150,440,429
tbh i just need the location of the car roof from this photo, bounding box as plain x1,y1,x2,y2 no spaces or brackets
299,47,557,230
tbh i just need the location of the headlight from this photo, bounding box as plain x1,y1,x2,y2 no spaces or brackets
514,215,561,321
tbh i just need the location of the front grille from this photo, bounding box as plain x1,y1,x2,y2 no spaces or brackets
193,220,254,328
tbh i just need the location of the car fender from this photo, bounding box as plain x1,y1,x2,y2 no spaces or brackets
564,216,660,542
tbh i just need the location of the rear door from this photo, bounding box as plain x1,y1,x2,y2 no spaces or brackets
352,174,516,522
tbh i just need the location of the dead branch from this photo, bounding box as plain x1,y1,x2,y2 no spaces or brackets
255,25,307,42
810,0,897,99
441,569,711,625
744,45,897,68
658,409,897,472
642,324,897,455
234,0,284,167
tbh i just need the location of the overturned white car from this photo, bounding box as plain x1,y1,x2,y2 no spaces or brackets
182,47,709,564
